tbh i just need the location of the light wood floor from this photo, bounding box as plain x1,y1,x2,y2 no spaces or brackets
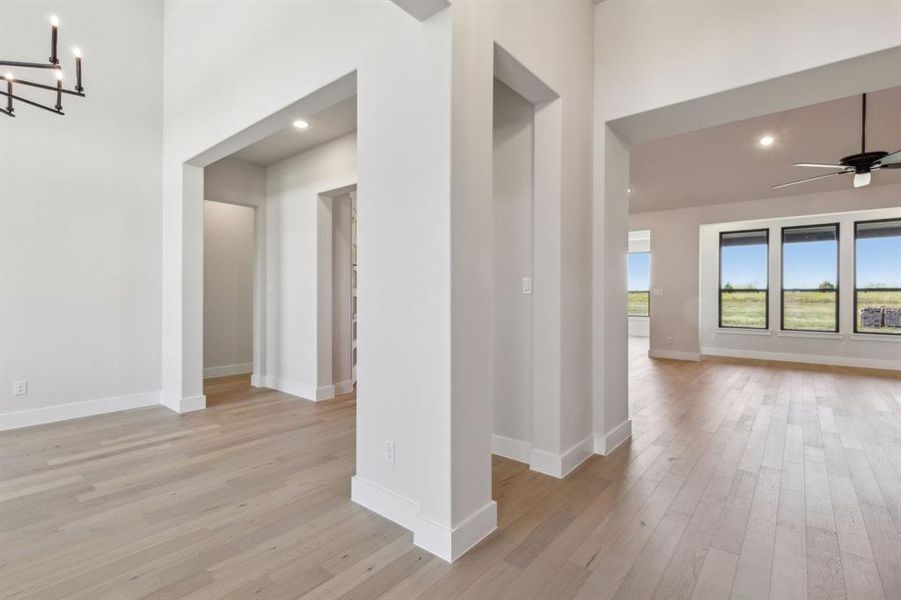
2,339,900,599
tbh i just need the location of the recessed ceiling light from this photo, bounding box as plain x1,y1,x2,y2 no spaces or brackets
627,188,632,194
759,135,774,147
293,119,309,129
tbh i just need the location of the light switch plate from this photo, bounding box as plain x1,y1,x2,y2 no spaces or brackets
521,277,532,295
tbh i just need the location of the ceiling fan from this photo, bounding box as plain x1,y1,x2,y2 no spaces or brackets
773,93,901,189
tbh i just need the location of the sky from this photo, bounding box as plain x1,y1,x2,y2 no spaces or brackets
857,236,901,288
782,240,837,289
628,252,650,290
721,244,768,289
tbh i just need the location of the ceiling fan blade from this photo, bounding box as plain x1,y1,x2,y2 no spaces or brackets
772,171,849,189
793,163,847,169
873,149,901,167
879,163,901,169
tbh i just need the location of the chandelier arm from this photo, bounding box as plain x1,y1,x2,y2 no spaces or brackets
0,90,63,115
0,60,61,70
13,79,85,97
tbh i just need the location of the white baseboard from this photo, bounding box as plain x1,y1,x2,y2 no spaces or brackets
530,433,595,479
334,379,355,395
161,393,206,414
351,475,420,532
0,391,161,431
250,373,264,387
203,362,253,379
491,434,532,464
351,475,496,563
263,375,317,401
316,385,335,401
649,348,701,361
700,346,901,371
594,419,632,455
416,501,498,562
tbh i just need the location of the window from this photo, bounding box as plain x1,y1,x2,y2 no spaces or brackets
628,252,650,317
855,219,901,335
719,229,768,329
781,224,839,332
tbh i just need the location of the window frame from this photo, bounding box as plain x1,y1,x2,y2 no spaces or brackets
718,228,769,330
627,251,651,318
853,217,901,336
779,222,840,333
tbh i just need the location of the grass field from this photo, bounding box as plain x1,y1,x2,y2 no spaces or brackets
783,290,837,331
720,290,766,328
718,289,901,333
628,291,649,316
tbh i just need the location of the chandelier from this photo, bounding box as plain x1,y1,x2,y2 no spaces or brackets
0,15,85,117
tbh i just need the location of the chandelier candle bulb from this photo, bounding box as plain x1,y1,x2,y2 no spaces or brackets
73,47,83,92
5,74,12,114
49,16,59,65
55,69,62,111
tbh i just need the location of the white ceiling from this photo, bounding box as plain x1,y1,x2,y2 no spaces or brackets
629,86,901,213
231,95,357,166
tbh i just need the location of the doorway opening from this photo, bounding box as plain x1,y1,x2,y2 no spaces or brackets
197,83,358,408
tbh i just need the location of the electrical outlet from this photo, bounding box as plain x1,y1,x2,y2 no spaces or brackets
384,440,395,464
665,336,674,345
653,289,664,297
13,380,28,396
521,277,532,295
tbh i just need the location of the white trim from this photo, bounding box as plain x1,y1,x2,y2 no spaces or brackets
334,379,355,395
161,393,206,414
648,348,701,361
560,434,595,476
594,418,632,455
776,331,843,340
415,501,498,562
529,433,595,479
316,385,335,401
848,333,901,343
351,475,420,532
263,375,318,401
491,434,532,464
715,328,773,336
0,391,161,431
250,373,265,387
701,346,901,371
529,447,563,478
351,475,497,563
203,362,253,378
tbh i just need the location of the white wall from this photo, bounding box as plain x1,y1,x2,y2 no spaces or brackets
204,157,267,208
594,0,901,124
491,79,533,458
203,201,254,377
629,184,901,364
264,133,356,400
698,207,901,370
0,0,163,429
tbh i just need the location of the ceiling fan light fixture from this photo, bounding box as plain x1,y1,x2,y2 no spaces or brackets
853,172,871,188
